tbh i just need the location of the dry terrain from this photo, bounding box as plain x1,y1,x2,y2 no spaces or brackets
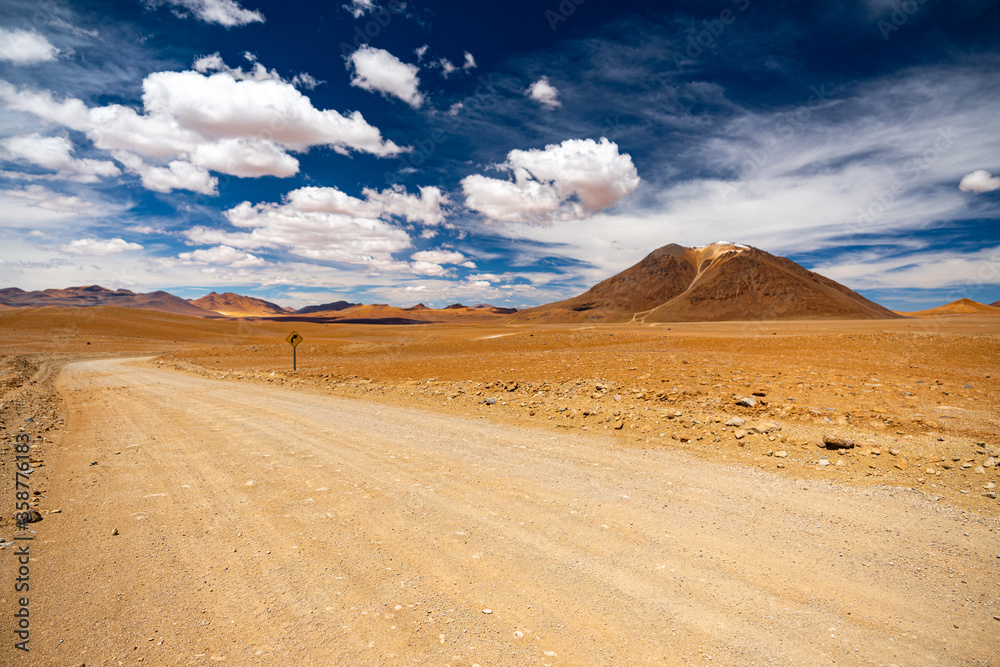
0,307,998,665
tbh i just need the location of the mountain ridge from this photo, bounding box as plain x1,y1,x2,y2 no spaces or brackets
512,242,900,322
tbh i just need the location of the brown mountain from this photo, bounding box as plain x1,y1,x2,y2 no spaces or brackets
896,298,1000,317
189,291,287,317
991,301,1000,308
512,242,899,323
0,285,220,318
295,300,357,315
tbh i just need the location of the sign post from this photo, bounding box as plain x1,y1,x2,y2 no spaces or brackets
285,331,303,370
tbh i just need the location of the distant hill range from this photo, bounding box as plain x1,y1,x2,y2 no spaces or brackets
511,242,900,322
0,286,517,323
188,292,288,317
895,298,1000,317
0,285,221,318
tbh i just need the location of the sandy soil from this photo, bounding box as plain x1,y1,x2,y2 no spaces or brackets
2,357,998,666
0,309,998,664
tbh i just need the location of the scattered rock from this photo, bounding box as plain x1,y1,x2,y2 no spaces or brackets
112,528,119,536
482,609,493,614
775,451,788,458
725,417,745,427
514,630,524,638
613,421,624,430
734,429,747,440
823,435,855,450
737,397,757,408
485,397,496,405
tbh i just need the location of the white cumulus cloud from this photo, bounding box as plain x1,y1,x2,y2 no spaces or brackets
177,244,268,267
462,138,640,224
347,46,423,108
144,0,264,27
113,151,218,195
2,184,94,213
527,77,561,109
58,237,143,256
0,58,405,193
1,133,120,183
959,169,1000,194
180,184,446,268
0,28,59,64
411,249,467,264
194,52,321,90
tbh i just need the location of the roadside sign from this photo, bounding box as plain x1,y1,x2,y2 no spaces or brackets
286,331,303,370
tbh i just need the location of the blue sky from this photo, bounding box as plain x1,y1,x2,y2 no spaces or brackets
1,0,998,310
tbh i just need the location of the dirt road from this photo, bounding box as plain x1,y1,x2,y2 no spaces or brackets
9,358,1000,665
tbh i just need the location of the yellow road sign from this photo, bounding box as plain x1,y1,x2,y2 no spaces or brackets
285,331,303,347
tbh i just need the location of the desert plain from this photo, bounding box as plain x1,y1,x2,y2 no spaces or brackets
0,306,998,665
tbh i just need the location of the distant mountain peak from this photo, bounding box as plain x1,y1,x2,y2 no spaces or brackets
512,242,898,323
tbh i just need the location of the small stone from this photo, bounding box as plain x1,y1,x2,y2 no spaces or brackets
725,417,745,427
485,397,496,405
51,509,62,514
90,461,98,466
823,435,855,449
888,448,899,456
818,459,830,466
25,417,34,423
482,609,493,614
737,397,757,408
112,528,119,536
734,430,747,440
775,451,787,458
514,630,524,638
974,466,985,474
613,421,624,430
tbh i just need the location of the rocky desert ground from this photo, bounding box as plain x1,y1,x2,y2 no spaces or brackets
0,307,998,665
